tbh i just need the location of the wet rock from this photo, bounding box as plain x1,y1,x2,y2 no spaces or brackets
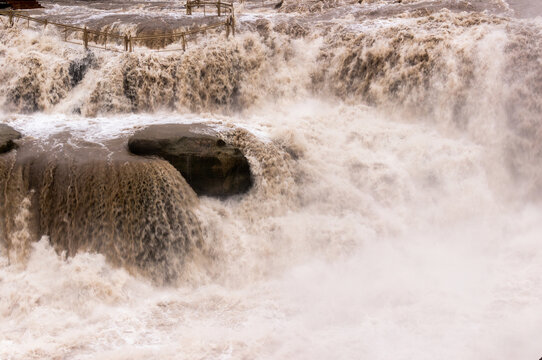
6,58,43,113
128,124,252,197
0,124,22,153
69,52,97,87
0,136,202,284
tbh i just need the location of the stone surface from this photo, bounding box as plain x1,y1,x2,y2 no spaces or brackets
0,124,22,153
4,0,42,9
128,124,252,197
0,135,202,284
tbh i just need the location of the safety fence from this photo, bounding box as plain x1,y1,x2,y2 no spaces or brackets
0,2,235,52
186,0,234,16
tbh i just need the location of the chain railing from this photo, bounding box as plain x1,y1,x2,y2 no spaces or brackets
0,3,235,52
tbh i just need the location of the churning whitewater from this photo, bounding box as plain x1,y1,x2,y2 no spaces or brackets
1,0,542,358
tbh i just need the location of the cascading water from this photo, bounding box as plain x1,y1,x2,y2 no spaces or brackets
1,0,542,359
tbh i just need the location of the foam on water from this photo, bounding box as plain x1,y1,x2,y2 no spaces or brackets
2,0,542,358
2,98,541,358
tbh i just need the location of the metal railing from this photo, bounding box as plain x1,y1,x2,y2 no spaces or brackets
186,0,234,16
0,3,235,52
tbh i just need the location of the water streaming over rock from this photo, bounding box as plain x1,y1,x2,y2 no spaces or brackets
1,0,542,358
0,135,205,282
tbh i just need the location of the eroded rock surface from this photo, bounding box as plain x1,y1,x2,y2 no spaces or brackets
0,124,21,153
0,134,203,284
128,124,253,197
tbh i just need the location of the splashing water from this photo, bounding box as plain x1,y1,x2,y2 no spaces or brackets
1,0,542,359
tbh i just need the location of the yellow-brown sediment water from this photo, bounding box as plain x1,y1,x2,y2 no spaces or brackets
1,0,542,358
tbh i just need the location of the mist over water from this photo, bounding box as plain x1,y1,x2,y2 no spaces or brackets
508,0,542,17
1,0,542,359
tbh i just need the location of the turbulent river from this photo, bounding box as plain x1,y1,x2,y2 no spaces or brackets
1,0,542,358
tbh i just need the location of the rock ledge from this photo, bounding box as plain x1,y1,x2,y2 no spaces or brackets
128,124,252,197
0,124,22,153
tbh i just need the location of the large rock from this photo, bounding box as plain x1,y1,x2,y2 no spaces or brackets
128,124,252,197
0,135,203,284
4,0,43,9
0,124,22,153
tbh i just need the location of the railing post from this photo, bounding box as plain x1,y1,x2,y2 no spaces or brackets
83,26,88,50
104,30,108,49
231,15,235,36
9,10,13,27
186,0,191,15
129,36,133,52
217,0,221,16
182,33,186,51
44,19,47,29
124,34,129,51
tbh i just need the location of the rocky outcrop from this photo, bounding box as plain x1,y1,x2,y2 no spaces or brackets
0,124,21,153
3,0,42,9
128,124,252,197
0,135,203,284
0,124,253,282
